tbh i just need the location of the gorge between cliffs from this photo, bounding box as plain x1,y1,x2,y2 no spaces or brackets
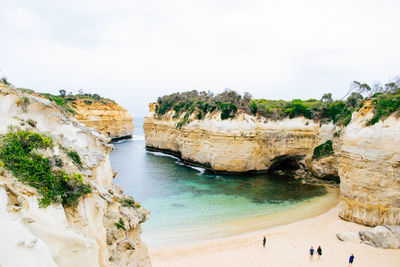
1,80,399,267
143,91,400,228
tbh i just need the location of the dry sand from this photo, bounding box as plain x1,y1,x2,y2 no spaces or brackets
150,206,400,267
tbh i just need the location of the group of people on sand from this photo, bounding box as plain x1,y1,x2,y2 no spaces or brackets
309,246,322,261
309,246,354,265
262,236,355,265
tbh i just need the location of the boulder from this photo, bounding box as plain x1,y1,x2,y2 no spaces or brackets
359,225,400,249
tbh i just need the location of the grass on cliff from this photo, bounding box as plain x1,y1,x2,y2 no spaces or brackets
154,88,364,127
66,150,82,167
0,129,91,207
367,89,400,125
120,198,141,209
39,91,116,115
114,218,126,231
156,90,249,127
312,140,334,160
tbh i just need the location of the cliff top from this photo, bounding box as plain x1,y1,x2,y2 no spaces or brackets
0,78,116,115
152,78,400,129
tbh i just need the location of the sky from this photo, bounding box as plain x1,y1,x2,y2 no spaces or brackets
0,0,399,117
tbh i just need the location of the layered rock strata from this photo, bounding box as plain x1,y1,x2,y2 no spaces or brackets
144,105,337,173
338,102,400,226
0,85,150,267
72,99,134,142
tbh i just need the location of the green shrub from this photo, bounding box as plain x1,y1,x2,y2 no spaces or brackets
218,103,237,120
83,100,92,105
283,99,313,119
312,140,334,160
176,113,191,129
367,92,400,125
0,130,91,207
249,101,258,115
114,218,126,231
120,198,141,208
67,150,82,167
323,101,352,125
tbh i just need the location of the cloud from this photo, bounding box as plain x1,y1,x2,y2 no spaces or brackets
0,0,399,116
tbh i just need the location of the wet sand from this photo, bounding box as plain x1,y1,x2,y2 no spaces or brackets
150,205,400,267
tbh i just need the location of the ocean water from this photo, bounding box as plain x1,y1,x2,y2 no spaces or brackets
110,118,336,247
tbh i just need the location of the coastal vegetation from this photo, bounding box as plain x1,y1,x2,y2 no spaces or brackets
40,90,115,114
114,218,127,231
120,198,141,209
154,78,400,128
0,129,91,207
312,140,334,160
66,150,82,167
367,90,400,125
0,77,114,115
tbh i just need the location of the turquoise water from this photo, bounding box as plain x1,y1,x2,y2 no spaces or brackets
110,118,329,247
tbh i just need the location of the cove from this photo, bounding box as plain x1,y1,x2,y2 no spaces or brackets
110,118,338,247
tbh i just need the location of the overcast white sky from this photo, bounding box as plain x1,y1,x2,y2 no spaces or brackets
1,0,399,117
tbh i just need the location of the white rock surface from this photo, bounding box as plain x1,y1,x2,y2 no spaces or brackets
0,85,151,266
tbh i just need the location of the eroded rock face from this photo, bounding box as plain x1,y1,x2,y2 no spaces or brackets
338,102,400,226
73,99,134,141
0,85,150,267
144,108,336,173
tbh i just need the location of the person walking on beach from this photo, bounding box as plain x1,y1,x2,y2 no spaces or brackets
317,246,322,260
263,236,266,248
309,246,314,261
348,254,355,266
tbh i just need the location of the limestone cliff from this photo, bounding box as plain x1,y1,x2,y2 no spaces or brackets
72,99,134,142
338,101,400,226
144,105,337,173
0,85,150,267
144,100,400,227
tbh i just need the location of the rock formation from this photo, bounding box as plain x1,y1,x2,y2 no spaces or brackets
338,101,400,226
144,100,400,228
144,105,337,173
337,225,400,249
0,85,150,267
72,99,134,142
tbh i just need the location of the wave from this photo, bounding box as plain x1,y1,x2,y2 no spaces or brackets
147,151,180,160
188,165,206,174
112,139,133,144
175,161,206,174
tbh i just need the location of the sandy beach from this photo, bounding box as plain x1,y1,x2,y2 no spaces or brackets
150,206,400,267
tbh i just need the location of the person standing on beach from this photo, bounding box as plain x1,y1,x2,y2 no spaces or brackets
263,236,266,248
348,254,355,266
317,246,322,260
309,246,314,261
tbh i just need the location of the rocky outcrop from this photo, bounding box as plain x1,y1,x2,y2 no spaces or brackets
144,106,337,173
72,99,134,142
0,85,150,266
337,225,400,249
338,101,400,226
